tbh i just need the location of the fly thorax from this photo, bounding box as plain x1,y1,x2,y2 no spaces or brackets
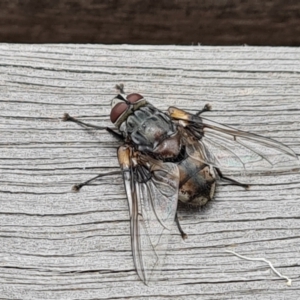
123,107,176,152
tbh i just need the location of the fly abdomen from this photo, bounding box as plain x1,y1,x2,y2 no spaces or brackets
178,155,216,206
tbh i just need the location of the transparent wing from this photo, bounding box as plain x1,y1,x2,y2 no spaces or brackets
185,117,298,171
118,147,179,284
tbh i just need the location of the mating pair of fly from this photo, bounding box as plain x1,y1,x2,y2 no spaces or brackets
63,84,298,284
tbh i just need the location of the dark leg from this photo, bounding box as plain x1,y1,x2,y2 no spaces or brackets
106,127,124,141
215,168,249,189
72,171,120,192
195,103,212,116
63,113,106,130
175,212,187,240
63,113,124,141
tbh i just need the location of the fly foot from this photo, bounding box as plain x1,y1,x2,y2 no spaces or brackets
196,103,212,116
62,113,72,122
72,184,82,192
203,103,212,111
181,232,188,240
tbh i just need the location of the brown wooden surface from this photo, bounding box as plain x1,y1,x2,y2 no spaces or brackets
1,44,300,299
1,0,300,45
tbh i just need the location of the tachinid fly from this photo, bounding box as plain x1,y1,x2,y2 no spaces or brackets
63,84,298,284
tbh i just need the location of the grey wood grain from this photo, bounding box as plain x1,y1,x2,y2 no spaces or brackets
0,44,300,299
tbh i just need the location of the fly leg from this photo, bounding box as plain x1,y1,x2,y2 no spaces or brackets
106,127,124,141
63,113,106,129
72,171,120,192
175,212,188,240
63,113,123,191
63,113,124,141
215,168,249,189
195,103,212,116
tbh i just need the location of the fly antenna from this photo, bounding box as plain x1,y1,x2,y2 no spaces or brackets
115,83,125,94
115,83,130,104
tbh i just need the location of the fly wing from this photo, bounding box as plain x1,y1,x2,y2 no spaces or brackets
169,107,298,172
118,146,179,284
200,118,298,171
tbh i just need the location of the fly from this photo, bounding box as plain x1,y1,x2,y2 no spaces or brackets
63,84,298,284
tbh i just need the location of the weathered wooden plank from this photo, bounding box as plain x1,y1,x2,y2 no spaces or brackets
0,44,300,299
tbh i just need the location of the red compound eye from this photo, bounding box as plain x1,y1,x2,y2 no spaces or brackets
127,93,143,103
110,94,143,123
110,102,128,123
